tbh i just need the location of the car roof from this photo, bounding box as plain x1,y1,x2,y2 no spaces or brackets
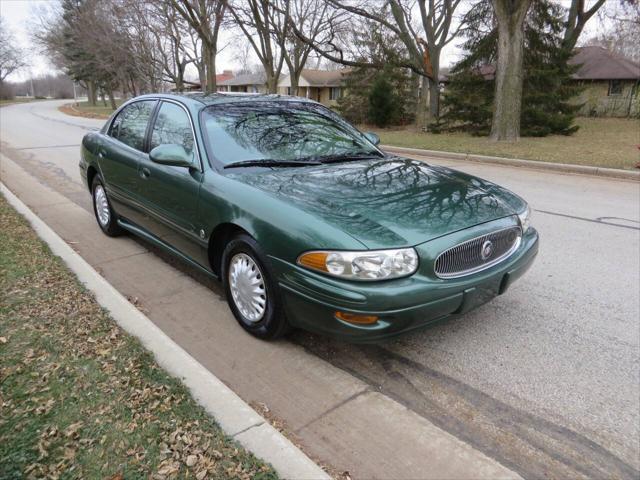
133,92,319,109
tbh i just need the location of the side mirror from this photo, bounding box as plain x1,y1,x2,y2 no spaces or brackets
364,132,380,146
149,144,193,168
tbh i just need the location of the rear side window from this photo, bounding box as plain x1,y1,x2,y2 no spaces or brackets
109,100,156,151
150,102,195,156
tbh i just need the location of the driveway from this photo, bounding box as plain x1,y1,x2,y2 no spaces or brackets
2,100,639,479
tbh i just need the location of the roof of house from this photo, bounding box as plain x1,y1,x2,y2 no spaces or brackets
220,72,266,86
215,70,234,83
302,69,346,86
439,64,496,82
279,69,349,88
569,46,640,80
440,47,639,83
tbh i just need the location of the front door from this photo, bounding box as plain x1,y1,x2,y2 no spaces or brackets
137,101,204,262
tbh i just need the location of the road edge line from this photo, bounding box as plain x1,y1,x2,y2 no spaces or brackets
381,144,640,181
0,182,330,480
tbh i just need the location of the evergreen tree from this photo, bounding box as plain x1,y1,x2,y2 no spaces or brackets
368,75,395,127
336,16,415,126
440,0,582,136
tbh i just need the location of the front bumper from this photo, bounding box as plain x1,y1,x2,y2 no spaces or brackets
271,224,539,342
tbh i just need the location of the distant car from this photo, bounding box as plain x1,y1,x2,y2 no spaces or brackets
80,93,538,341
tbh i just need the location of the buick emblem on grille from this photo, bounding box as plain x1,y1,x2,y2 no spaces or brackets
480,240,494,261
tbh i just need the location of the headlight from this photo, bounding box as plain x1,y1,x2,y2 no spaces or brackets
518,205,531,232
297,248,419,281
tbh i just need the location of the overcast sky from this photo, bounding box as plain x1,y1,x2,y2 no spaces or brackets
0,0,609,83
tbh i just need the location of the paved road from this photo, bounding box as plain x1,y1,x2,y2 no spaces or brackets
2,100,639,478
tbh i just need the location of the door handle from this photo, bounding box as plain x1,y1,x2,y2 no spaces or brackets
141,167,151,179
97,151,105,158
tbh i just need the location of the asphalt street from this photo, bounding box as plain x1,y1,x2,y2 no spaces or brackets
2,100,639,478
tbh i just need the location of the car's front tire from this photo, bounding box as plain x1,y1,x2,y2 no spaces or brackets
222,234,290,340
91,175,123,237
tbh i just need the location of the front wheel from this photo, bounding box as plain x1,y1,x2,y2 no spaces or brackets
91,175,123,237
222,234,290,340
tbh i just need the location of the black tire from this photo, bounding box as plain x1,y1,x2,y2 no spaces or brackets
222,234,290,340
91,175,123,237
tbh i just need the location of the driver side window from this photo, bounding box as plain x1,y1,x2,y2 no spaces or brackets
150,102,194,156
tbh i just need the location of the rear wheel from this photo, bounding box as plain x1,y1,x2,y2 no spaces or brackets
222,234,290,339
91,175,123,237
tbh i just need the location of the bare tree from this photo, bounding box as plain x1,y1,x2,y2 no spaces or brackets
563,0,606,50
228,0,288,93
586,0,640,63
291,0,466,125
489,0,532,142
271,0,331,96
0,18,27,87
170,0,226,92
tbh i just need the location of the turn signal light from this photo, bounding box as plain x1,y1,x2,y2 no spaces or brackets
335,311,379,325
298,252,329,271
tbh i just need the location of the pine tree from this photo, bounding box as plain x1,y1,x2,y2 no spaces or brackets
336,16,415,126
368,75,395,127
440,0,582,136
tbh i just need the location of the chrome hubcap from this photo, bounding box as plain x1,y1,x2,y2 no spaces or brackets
94,185,110,226
228,253,267,323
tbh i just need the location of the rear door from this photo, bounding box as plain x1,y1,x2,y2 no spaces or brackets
136,100,204,262
99,100,157,224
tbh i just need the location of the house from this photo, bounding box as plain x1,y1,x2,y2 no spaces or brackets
218,72,267,93
182,70,234,92
277,69,348,107
439,46,639,117
568,46,639,117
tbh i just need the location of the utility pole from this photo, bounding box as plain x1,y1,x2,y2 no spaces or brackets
29,70,35,98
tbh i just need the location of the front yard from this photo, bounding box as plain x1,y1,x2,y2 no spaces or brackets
372,117,640,170
0,195,277,480
59,100,124,119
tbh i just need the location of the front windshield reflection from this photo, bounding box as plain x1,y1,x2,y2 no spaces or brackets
201,101,379,165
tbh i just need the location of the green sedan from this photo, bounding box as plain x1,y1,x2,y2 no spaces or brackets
80,93,538,341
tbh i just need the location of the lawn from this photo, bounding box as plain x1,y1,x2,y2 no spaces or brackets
371,117,640,170
0,98,46,107
0,195,277,480
60,100,124,119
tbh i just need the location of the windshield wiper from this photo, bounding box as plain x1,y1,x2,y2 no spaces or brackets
313,152,384,164
223,158,322,169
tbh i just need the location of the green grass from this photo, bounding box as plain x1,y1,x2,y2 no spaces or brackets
0,98,46,106
61,100,125,119
371,117,640,170
0,195,278,480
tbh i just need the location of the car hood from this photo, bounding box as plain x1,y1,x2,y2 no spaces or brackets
228,157,526,249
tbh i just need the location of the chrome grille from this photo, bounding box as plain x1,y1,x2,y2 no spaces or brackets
434,226,522,279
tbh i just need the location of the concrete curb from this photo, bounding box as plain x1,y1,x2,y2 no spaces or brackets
0,182,330,480
381,144,640,181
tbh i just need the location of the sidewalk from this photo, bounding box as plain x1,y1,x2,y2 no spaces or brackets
1,151,521,480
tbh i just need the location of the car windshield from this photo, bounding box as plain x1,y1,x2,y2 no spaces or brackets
201,101,381,167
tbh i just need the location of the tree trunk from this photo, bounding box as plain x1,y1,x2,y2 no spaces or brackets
101,90,107,107
290,72,299,97
108,89,117,110
87,81,97,106
415,75,429,130
490,0,531,142
266,73,278,94
130,76,138,97
428,52,440,120
203,44,217,93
